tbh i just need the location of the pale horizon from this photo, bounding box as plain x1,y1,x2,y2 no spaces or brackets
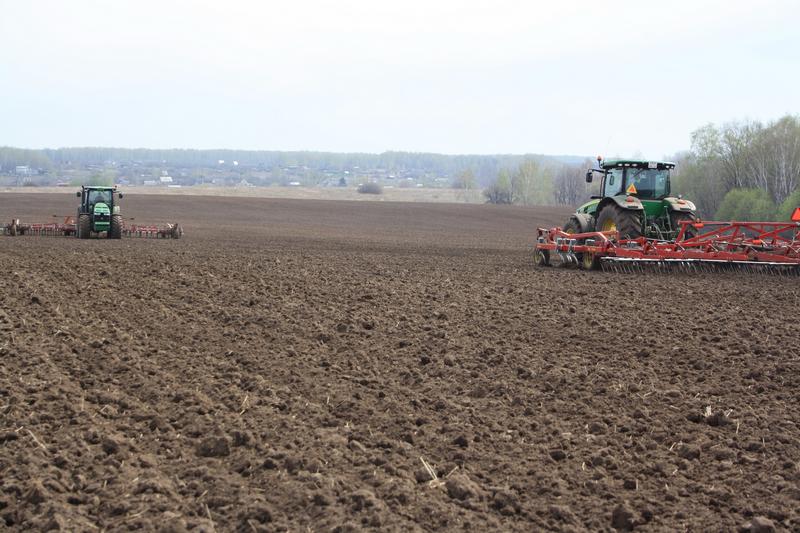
2,0,799,159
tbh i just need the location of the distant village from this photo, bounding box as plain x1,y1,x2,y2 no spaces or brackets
0,159,452,189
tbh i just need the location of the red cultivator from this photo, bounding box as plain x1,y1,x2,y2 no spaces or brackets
3,216,183,239
2,186,182,239
535,220,800,275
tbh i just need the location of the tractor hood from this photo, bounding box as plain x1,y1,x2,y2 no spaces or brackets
93,202,111,216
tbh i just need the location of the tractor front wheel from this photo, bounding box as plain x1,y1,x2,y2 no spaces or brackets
109,215,122,239
78,214,91,239
595,204,642,240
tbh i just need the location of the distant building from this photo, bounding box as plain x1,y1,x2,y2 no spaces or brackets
15,165,32,176
159,176,173,184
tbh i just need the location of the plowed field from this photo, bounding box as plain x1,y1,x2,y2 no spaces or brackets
1,193,798,532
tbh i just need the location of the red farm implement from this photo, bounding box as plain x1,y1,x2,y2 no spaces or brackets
2,186,182,239
535,219,800,275
3,217,183,239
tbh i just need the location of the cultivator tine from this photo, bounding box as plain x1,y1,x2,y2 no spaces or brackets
600,257,800,276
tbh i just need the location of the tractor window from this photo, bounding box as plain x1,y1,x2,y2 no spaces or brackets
604,168,624,197
625,168,669,198
88,190,111,205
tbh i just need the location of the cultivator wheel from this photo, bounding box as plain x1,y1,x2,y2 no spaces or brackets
533,248,550,267
581,250,601,271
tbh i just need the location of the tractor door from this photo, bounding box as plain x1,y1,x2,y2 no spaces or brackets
603,168,624,197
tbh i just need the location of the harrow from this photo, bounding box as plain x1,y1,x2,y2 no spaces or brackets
2,216,183,239
535,219,800,275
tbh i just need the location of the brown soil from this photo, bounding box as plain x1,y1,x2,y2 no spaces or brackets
1,193,798,532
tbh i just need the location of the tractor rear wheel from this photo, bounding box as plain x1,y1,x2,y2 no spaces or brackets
595,204,642,240
109,215,122,239
671,212,698,240
78,214,91,239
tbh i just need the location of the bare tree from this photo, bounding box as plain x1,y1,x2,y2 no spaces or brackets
553,159,590,206
511,158,553,205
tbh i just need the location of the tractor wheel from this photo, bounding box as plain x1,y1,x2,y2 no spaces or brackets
78,214,91,239
595,204,642,240
562,217,584,266
671,212,698,240
533,247,550,267
109,215,122,239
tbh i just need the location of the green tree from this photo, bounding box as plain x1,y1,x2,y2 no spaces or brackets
511,158,552,205
715,188,777,221
776,189,800,221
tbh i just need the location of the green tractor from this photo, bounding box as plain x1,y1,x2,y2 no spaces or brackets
76,186,124,239
564,157,697,241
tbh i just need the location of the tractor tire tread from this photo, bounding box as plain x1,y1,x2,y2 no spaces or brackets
78,214,91,239
596,204,642,240
109,214,122,239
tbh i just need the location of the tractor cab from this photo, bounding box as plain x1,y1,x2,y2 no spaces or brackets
87,188,112,208
78,186,122,212
587,161,675,200
587,159,674,201
563,156,697,241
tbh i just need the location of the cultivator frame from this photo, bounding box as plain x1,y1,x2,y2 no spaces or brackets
535,219,800,275
3,216,183,239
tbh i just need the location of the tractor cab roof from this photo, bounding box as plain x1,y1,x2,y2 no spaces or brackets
601,159,675,170
82,185,118,190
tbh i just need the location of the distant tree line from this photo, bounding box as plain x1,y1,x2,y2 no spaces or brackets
2,114,797,219
671,114,800,220
482,157,592,207
0,146,581,187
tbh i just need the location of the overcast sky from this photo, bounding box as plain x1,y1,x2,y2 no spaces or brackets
2,0,798,158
